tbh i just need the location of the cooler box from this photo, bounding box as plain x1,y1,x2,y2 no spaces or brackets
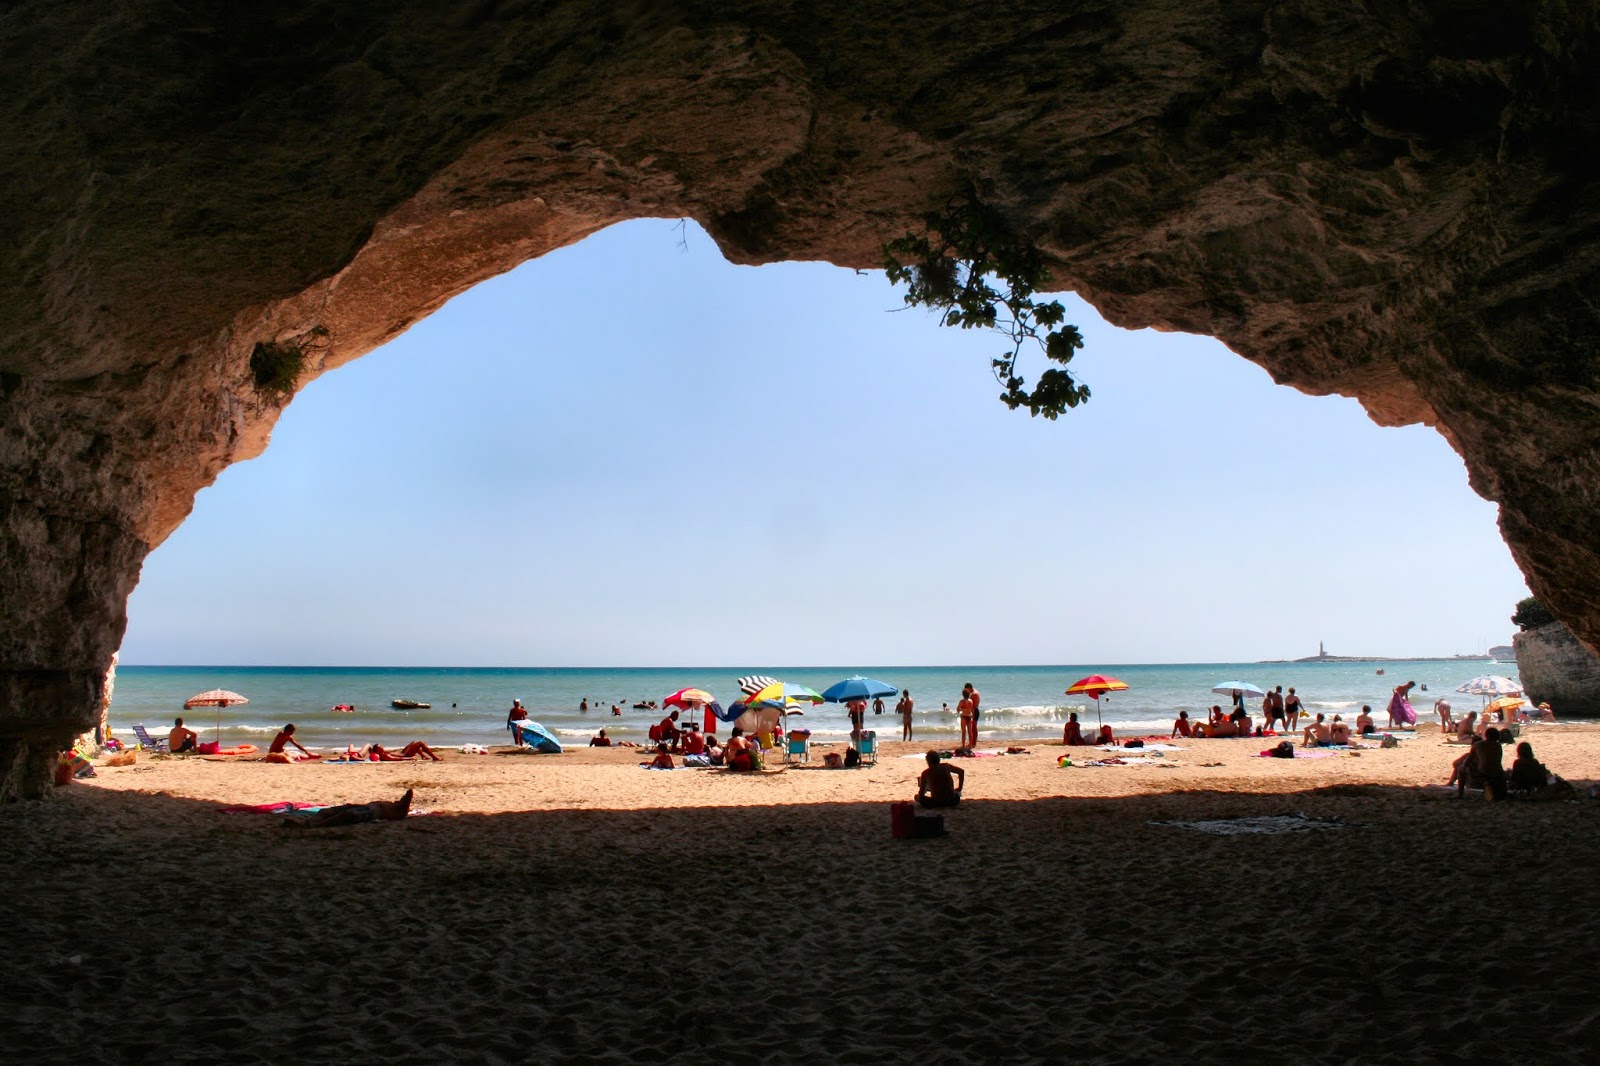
890,801,916,839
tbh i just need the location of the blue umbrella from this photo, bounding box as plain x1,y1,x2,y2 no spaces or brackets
821,676,899,703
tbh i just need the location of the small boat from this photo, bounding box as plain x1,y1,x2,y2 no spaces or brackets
390,698,431,709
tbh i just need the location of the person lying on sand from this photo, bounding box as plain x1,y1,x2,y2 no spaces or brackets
284,789,412,828
267,724,320,762
168,717,199,754
369,742,441,762
916,751,964,809
1171,711,1193,738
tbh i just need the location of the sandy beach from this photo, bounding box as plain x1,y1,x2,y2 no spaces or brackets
9,724,1600,1063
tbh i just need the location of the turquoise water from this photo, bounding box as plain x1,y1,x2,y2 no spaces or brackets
110,661,1515,750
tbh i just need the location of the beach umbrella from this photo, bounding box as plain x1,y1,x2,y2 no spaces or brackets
1066,674,1129,726
183,689,249,743
737,675,783,698
734,681,823,738
1484,695,1527,718
820,676,898,703
1211,681,1265,697
663,687,716,710
1456,675,1522,697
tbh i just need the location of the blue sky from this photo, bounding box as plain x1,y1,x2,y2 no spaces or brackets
120,219,1529,666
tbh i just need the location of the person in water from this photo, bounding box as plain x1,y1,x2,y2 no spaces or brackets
168,717,198,754
898,689,915,741
916,751,965,809
285,789,413,829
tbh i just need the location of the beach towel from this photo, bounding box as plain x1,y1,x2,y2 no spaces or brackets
1099,743,1184,752
218,801,325,814
1256,749,1335,759
1388,690,1417,725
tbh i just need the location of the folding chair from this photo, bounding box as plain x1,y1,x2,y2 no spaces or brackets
132,723,169,753
852,730,879,766
784,732,810,764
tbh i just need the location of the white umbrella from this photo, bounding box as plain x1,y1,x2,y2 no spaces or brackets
183,689,249,743
1211,681,1265,697
1455,675,1522,696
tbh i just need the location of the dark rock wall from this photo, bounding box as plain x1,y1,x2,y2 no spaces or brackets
4,1,1600,796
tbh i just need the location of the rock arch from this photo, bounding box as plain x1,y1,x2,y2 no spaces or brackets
4,2,1599,796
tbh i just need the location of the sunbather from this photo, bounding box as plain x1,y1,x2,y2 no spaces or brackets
368,741,441,762
1171,711,1193,738
1329,716,1351,744
1301,713,1331,746
643,743,675,770
168,717,199,754
268,724,320,761
916,751,964,809
1355,706,1376,735
1062,712,1089,746
724,727,755,771
284,789,413,828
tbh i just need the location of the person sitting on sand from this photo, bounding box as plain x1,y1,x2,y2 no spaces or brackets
368,741,441,762
916,751,965,809
1509,741,1551,794
681,724,706,756
1448,711,1478,743
1301,713,1330,747
268,724,320,761
1062,711,1088,746
724,727,755,771
589,729,612,747
1434,698,1454,732
704,733,724,765
643,743,675,770
1355,705,1376,735
1329,716,1351,744
285,789,413,829
1537,701,1556,722
658,710,682,751
168,717,198,754
1172,710,1193,738
1093,724,1115,746
1473,727,1508,800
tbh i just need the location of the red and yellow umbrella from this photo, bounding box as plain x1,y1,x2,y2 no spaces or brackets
1065,674,1128,726
664,687,716,709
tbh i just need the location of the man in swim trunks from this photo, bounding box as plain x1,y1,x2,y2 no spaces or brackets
1171,710,1193,738
168,717,198,754
589,729,613,747
507,699,530,746
681,724,706,756
1263,687,1286,730
847,700,866,739
269,724,319,760
1301,713,1331,746
916,751,965,809
658,710,682,750
897,689,915,741
966,683,982,738
285,789,413,829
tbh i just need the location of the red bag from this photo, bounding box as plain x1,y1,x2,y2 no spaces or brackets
890,801,916,839
197,741,221,755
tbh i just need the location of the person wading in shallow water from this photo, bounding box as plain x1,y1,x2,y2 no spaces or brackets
897,689,915,741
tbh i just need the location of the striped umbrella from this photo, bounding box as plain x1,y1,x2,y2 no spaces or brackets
1455,675,1522,696
1066,674,1128,726
183,688,249,743
737,675,783,697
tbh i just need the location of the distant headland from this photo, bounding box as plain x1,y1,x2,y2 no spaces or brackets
1257,641,1497,665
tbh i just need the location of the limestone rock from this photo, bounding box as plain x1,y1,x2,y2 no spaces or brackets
5,2,1600,796
1514,623,1600,719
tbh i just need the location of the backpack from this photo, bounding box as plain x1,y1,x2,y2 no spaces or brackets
1123,739,1144,749
844,747,861,768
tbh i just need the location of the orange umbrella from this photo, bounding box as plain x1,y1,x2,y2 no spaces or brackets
1065,675,1128,726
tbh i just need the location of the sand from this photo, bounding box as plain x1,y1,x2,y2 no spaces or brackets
8,724,1600,1063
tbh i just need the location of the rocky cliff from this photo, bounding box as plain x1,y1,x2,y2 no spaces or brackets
4,1,1600,796
1515,623,1600,718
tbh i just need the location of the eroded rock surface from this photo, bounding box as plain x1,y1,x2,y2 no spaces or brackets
4,2,1600,796
1515,623,1600,718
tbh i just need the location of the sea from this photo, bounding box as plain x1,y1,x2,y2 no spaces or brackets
108,660,1516,751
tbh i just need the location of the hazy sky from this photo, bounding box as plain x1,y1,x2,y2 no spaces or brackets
120,219,1529,666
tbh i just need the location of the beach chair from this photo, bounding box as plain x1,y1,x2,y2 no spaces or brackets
852,730,879,766
784,733,810,764
131,723,169,753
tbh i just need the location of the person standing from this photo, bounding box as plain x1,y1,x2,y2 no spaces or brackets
1387,681,1418,728
967,682,983,741
1263,686,1286,731
1284,687,1304,731
872,695,885,716
1434,698,1454,732
507,698,529,746
957,691,976,749
897,689,915,741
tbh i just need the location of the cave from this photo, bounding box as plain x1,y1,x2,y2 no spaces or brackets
4,2,1600,798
